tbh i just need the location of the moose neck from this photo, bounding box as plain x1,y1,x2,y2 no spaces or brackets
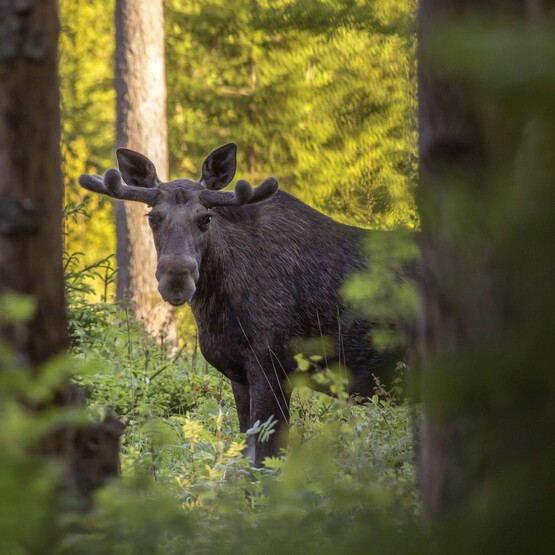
188,190,365,325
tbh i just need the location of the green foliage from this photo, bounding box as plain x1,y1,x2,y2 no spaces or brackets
0,296,84,554
21,257,415,552
59,0,116,300
343,229,419,351
166,0,418,228
0,293,36,325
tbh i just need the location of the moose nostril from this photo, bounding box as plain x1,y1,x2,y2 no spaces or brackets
157,272,196,306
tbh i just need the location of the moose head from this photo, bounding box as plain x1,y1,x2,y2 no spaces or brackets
79,144,278,306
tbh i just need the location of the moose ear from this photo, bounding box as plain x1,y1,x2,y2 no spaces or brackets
200,143,237,190
116,148,160,188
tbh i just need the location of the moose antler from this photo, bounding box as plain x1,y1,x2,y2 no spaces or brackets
200,177,278,209
79,169,160,205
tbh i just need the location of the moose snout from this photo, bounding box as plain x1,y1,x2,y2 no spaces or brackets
156,255,199,306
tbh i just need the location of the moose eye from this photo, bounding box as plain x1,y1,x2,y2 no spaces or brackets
199,214,212,230
147,212,164,228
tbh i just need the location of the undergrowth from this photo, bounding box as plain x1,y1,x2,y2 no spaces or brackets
0,213,420,553
60,246,422,553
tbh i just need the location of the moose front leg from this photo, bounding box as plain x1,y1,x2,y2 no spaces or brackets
246,357,291,468
231,380,255,462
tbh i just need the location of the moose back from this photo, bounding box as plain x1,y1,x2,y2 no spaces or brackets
80,143,404,467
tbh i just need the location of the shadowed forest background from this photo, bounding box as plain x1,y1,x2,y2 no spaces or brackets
1,0,555,553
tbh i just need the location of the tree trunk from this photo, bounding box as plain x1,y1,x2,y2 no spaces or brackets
0,0,122,499
0,1,67,364
115,0,175,343
417,0,555,527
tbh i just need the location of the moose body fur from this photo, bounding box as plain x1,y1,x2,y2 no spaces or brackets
80,144,403,467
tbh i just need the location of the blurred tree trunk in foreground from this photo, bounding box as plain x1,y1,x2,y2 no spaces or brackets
418,0,555,545
0,1,67,364
115,0,175,344
0,0,121,499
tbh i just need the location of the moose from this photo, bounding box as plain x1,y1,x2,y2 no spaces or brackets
79,143,405,467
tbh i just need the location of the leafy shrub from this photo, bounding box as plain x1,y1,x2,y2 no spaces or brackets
66,292,420,551
0,249,421,555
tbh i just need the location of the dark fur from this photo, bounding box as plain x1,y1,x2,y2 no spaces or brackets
80,144,404,467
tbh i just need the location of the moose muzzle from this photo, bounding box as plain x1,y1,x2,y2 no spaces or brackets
155,255,199,306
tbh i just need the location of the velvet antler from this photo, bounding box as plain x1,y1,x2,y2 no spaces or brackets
200,177,278,209
79,169,160,205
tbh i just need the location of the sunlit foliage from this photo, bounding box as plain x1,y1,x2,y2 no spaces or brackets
59,0,117,300
166,0,417,228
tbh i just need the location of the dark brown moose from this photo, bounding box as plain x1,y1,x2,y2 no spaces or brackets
79,143,403,467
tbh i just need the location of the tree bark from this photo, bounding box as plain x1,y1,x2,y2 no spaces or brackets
0,0,67,364
0,0,122,499
115,0,175,343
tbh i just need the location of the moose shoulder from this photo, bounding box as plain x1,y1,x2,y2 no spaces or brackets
80,143,406,467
